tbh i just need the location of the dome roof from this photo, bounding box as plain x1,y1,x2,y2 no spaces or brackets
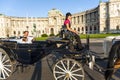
48,8,63,16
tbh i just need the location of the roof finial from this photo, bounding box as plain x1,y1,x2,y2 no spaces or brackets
99,0,102,3
52,8,56,10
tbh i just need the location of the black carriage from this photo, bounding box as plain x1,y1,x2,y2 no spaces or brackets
0,27,91,80
0,28,120,80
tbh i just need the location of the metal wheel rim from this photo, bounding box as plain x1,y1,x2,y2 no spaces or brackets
0,51,13,79
53,58,84,80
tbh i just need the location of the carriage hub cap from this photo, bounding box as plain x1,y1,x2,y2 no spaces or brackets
65,71,71,78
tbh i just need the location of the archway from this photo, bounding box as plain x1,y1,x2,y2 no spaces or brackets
13,31,16,36
116,25,119,30
50,28,54,34
78,27,80,32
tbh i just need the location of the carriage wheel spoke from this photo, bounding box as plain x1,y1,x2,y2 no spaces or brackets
70,63,76,71
71,68,82,73
56,74,65,79
67,77,69,80
61,61,67,71
0,69,1,79
2,55,6,63
4,67,11,72
56,65,66,72
3,59,9,64
67,59,70,70
0,53,2,61
63,76,67,80
55,71,65,74
3,69,9,77
72,74,84,77
69,76,73,80
4,65,12,67
71,75,78,80
1,70,5,79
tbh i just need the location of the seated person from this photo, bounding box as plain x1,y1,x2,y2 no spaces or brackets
19,31,34,43
64,12,83,50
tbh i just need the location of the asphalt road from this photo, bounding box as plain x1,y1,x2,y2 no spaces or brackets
6,39,120,80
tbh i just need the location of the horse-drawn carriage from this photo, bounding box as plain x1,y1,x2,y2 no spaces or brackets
0,28,120,80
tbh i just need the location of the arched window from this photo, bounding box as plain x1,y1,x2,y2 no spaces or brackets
13,31,16,36
116,25,119,30
90,26,92,30
78,27,80,31
42,30,44,34
82,27,84,31
90,26,92,33
74,28,76,30
94,26,97,30
50,28,54,34
86,26,88,31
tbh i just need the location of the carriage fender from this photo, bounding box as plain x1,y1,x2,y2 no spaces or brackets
0,45,15,61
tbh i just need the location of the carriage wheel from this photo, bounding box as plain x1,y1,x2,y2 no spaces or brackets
105,41,120,80
0,48,13,79
53,58,84,80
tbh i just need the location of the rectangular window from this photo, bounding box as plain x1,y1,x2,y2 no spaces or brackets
81,15,83,23
117,4,119,8
74,17,76,24
77,16,79,24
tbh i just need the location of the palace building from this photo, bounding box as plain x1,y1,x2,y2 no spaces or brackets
0,0,120,38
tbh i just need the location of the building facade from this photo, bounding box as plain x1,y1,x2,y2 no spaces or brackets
0,9,64,38
99,0,120,33
0,0,120,38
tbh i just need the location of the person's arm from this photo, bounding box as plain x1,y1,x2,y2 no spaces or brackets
66,23,78,34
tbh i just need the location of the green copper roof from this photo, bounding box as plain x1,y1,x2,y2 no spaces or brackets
0,14,3,15
99,0,102,3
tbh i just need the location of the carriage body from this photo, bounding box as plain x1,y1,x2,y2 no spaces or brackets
0,34,83,65
1,28,119,80
0,34,88,79
0,40,49,64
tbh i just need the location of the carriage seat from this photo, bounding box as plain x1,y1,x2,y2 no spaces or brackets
4,36,34,44
59,26,74,40
47,37,69,44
